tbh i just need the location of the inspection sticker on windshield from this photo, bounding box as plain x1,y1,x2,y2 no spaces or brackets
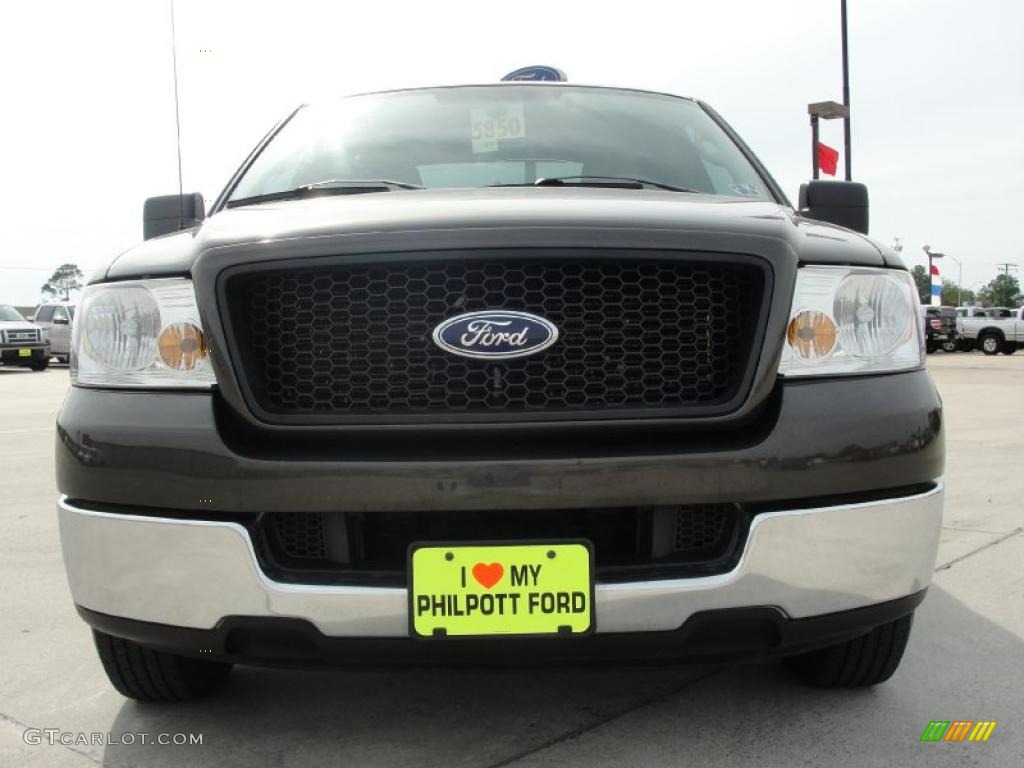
470,103,525,153
409,542,594,638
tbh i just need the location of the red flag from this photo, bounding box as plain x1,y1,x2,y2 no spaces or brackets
818,142,840,176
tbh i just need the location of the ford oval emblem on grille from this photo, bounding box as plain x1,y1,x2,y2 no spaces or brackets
432,310,558,360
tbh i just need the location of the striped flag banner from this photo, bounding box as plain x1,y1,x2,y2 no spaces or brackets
930,263,942,307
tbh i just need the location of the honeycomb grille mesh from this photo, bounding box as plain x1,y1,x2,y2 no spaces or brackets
271,512,327,560
257,504,743,585
226,257,764,419
673,505,729,551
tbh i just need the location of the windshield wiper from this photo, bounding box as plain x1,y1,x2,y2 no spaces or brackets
528,176,699,193
226,179,423,208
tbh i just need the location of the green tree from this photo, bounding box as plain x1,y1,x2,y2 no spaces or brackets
40,263,84,301
910,265,930,304
978,273,1022,308
940,279,973,307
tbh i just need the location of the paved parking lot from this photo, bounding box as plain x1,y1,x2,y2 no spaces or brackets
1,354,1021,767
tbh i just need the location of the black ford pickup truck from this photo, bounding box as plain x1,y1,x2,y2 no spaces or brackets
56,83,944,702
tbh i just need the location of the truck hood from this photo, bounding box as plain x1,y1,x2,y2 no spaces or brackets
0,321,41,329
101,188,897,281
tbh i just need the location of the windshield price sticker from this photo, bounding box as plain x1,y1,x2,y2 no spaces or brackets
470,104,526,153
409,542,594,638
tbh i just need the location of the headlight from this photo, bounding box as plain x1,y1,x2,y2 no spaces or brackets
71,279,215,388
779,266,923,377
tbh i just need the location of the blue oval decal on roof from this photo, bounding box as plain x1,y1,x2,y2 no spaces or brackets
432,310,559,360
501,65,567,82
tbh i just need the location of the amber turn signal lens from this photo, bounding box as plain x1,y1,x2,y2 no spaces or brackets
158,322,207,371
786,311,837,360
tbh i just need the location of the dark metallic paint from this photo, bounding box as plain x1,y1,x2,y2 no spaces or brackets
57,370,942,514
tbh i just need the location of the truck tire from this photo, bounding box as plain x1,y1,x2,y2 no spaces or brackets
979,333,1002,356
941,340,957,353
782,613,913,688
29,358,49,371
93,630,232,702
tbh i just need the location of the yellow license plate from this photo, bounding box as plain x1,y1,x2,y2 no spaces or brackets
409,542,594,638
18,348,31,357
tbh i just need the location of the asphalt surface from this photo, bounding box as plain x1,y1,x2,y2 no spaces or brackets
1,353,1022,767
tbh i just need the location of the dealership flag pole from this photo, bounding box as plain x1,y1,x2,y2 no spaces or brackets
841,0,852,180
923,246,944,307
170,0,184,230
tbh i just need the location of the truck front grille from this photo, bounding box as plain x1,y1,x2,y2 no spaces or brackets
222,253,768,423
5,329,40,343
250,504,747,586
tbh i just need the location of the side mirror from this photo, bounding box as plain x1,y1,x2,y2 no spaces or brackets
53,315,69,325
143,193,205,240
798,180,869,235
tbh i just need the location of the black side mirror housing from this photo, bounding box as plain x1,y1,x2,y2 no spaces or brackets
143,193,205,240
798,180,869,235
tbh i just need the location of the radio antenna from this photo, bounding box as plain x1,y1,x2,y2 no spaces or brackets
169,0,184,229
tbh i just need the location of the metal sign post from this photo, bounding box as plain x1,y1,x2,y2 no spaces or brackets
807,101,849,179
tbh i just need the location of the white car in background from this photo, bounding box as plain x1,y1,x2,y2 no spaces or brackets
31,301,75,362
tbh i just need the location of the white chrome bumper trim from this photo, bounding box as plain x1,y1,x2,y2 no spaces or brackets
58,483,943,636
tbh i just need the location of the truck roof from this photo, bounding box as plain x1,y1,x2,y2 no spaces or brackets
331,82,699,107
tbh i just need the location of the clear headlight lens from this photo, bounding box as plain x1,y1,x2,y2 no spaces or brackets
779,266,923,377
72,279,215,388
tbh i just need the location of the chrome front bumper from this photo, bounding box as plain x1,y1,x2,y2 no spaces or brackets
58,485,944,636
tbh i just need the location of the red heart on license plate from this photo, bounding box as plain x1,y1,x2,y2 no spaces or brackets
472,562,504,589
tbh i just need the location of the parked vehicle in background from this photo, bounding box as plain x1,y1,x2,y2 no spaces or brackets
0,305,50,370
922,306,957,353
960,306,1024,355
954,307,973,351
31,302,75,362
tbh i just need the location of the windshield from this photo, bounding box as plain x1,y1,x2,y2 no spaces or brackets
0,305,26,321
229,86,772,202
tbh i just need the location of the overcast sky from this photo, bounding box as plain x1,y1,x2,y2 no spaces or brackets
1,0,1021,305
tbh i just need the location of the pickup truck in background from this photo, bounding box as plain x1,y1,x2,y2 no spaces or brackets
922,306,957,353
0,305,50,371
959,306,1024,355
31,301,75,363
